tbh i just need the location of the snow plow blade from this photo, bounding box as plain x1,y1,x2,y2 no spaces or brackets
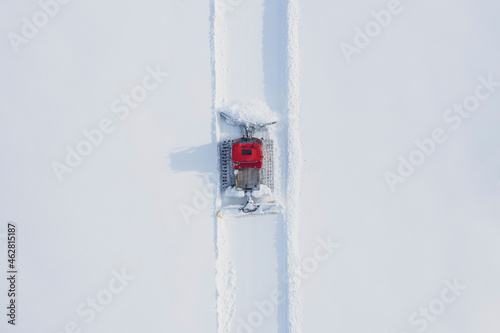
220,111,277,129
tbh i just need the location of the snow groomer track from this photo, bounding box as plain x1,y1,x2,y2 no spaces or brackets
210,0,303,332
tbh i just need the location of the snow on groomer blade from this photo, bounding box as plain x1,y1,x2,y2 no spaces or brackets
217,102,283,219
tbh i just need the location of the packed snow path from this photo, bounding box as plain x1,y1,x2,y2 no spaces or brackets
211,0,302,332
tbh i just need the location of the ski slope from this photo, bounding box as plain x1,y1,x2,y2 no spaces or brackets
211,0,302,332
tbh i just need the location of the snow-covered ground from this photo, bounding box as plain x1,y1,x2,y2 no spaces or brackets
1,0,500,333
0,1,216,332
299,1,500,333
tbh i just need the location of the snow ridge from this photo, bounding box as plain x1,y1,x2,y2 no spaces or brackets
284,0,303,331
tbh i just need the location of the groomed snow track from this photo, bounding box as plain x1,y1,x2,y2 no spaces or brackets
210,0,302,332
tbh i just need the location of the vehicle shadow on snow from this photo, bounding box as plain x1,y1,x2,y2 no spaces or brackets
168,143,217,175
